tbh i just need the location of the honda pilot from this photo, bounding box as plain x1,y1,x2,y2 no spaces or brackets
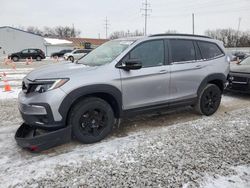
16,34,230,151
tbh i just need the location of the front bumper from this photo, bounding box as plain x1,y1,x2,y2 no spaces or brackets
18,89,67,129
227,73,250,94
19,103,64,130
15,123,71,152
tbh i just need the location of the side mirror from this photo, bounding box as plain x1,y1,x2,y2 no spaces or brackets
117,59,142,70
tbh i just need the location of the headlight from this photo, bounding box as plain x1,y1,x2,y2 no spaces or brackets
30,78,69,93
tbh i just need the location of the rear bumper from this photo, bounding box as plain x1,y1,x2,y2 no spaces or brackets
15,123,71,152
227,73,250,93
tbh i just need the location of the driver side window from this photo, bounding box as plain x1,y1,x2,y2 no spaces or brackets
22,49,29,54
129,40,164,68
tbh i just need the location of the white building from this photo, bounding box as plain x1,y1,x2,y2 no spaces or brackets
0,26,74,57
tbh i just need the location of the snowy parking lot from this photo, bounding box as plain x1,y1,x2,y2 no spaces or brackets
0,60,250,187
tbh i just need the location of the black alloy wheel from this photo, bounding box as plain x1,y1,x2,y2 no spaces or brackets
195,84,222,116
69,97,114,144
79,109,108,137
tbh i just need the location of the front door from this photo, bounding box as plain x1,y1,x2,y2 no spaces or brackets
119,40,171,110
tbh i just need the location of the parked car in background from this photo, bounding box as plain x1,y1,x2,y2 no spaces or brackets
50,49,72,58
227,56,250,93
232,51,248,61
64,49,92,62
8,49,45,62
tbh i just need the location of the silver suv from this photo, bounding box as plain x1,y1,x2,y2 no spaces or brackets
64,49,92,62
16,34,229,151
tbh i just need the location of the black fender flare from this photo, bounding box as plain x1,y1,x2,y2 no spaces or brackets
58,84,122,124
197,73,227,96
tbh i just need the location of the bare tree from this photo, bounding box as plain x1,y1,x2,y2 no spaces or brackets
22,26,81,38
26,26,43,36
205,28,250,47
165,30,177,34
109,30,143,39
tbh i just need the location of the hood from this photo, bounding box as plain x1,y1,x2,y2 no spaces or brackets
230,64,250,74
26,61,97,81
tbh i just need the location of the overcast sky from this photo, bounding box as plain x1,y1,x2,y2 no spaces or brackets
1,0,250,38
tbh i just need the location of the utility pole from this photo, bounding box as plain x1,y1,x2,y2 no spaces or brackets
104,16,110,39
192,13,195,35
141,0,151,36
235,17,242,48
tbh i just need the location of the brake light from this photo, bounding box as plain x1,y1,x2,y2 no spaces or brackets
29,145,39,151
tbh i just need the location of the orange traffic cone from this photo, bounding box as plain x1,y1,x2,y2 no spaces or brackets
12,63,16,70
2,72,12,92
4,81,12,92
30,57,33,64
26,58,29,65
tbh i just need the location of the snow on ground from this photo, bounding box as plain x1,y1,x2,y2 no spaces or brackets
0,68,33,73
3,73,27,80
0,97,249,187
0,88,21,99
202,166,250,188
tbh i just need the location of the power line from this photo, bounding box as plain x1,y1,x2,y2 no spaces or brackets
104,16,110,39
141,0,152,36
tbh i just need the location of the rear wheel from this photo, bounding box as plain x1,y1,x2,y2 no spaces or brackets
36,56,42,61
195,84,222,116
12,56,19,62
68,97,115,144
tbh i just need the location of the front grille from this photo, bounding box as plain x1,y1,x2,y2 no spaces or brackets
231,76,248,83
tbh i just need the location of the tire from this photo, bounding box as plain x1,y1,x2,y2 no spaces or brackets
12,56,19,62
68,56,74,62
68,97,115,144
195,84,222,116
36,56,42,61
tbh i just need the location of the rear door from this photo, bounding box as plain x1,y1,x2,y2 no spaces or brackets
119,39,171,110
29,49,38,58
73,49,86,60
21,49,30,59
169,39,207,101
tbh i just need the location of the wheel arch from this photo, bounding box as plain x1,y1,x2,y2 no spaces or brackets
198,73,227,95
11,54,20,59
59,84,123,125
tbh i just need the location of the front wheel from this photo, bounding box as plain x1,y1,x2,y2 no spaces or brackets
195,84,222,116
12,56,19,62
68,97,115,144
68,56,74,62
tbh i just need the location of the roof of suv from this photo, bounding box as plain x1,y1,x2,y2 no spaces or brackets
149,33,211,39
117,34,213,41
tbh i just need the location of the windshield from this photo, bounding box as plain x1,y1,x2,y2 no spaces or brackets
240,56,250,65
77,40,134,66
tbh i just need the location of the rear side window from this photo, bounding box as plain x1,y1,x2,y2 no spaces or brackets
169,39,195,62
197,41,224,60
130,40,164,67
29,49,36,53
74,50,84,54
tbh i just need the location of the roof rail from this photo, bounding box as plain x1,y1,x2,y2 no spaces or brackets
149,33,211,39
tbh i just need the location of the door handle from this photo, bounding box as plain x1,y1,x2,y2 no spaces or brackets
159,70,168,74
195,65,203,68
